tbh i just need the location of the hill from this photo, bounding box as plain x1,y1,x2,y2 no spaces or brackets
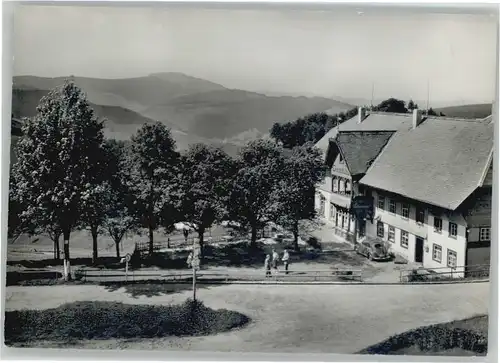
13,74,353,141
434,103,492,119
10,89,242,155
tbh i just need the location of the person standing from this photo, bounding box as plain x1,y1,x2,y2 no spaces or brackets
264,255,272,278
183,228,189,243
282,249,290,275
272,249,279,272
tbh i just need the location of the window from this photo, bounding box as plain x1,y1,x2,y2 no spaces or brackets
449,222,457,238
377,195,385,210
400,230,409,248
480,228,491,241
388,226,395,242
432,244,442,263
332,178,338,192
319,195,326,216
377,221,384,238
401,203,410,219
345,180,351,195
389,199,396,214
447,249,457,268
339,153,344,163
434,217,442,233
343,213,349,229
416,207,425,224
329,203,335,221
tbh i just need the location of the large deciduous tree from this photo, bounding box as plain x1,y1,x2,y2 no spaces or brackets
102,139,135,259
129,123,180,256
229,139,284,246
275,143,325,250
11,81,105,280
179,144,236,256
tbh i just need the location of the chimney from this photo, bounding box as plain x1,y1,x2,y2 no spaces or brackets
358,107,366,123
412,109,423,129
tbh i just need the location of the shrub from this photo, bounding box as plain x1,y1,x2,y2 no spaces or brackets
4,299,250,344
358,323,487,355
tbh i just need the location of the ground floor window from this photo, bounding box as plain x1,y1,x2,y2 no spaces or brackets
388,226,395,242
480,227,491,241
400,230,409,248
377,221,384,238
319,195,326,216
329,203,335,221
447,249,457,268
432,244,442,263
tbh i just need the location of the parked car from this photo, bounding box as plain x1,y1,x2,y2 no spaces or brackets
354,240,391,261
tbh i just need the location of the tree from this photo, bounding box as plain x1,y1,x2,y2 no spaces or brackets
11,81,106,280
179,144,236,257
100,139,136,259
373,98,408,113
324,116,338,132
275,143,325,250
229,139,284,246
427,107,438,116
128,123,180,256
407,99,419,111
269,109,358,148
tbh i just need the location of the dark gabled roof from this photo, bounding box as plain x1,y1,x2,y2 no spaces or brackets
334,131,394,176
315,111,413,157
360,117,494,210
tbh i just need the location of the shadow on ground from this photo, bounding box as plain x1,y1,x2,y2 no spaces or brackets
102,282,215,298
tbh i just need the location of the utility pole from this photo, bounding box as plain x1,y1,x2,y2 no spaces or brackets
426,79,430,113
371,82,375,108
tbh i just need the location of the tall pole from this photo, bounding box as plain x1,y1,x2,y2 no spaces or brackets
426,79,430,112
192,236,197,302
371,82,374,108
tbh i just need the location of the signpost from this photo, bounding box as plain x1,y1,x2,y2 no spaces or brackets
191,238,201,301
352,196,374,221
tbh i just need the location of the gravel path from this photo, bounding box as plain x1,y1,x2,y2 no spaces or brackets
5,281,490,353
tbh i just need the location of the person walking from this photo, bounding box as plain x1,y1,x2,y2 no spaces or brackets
272,249,279,272
264,254,272,278
187,251,193,268
282,249,290,275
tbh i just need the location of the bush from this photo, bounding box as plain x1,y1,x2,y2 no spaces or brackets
359,323,487,355
4,299,250,344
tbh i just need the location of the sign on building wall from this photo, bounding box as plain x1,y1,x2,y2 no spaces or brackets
352,196,374,221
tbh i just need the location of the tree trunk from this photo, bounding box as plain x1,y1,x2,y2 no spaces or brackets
63,229,71,281
293,221,299,251
55,235,61,260
91,226,98,265
115,240,121,259
148,225,154,256
250,225,258,247
198,228,205,259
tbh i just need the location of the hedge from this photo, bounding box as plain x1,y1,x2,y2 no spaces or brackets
4,299,250,344
359,324,487,355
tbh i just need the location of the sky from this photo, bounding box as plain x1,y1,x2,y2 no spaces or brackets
10,4,498,106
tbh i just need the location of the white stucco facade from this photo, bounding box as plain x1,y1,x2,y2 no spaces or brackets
365,189,468,276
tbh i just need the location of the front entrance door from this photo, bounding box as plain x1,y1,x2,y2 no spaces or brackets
358,220,366,237
415,237,424,263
